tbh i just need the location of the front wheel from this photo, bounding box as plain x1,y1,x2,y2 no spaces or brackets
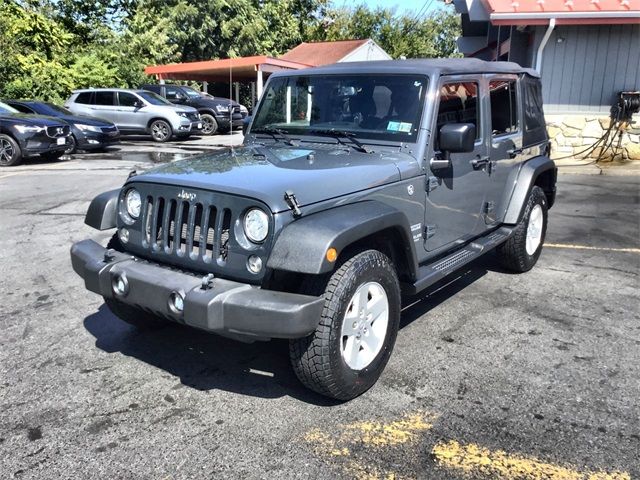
0,134,22,167
496,185,548,272
64,134,77,154
200,114,218,135
289,250,401,401
150,119,172,142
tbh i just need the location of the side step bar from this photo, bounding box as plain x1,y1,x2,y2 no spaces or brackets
405,226,514,296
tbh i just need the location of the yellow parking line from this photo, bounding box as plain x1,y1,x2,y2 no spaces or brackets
0,172,25,179
546,243,640,254
432,440,630,480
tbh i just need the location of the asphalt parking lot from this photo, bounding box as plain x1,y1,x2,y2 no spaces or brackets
0,140,638,479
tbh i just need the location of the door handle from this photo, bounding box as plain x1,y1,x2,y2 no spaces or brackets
507,148,523,158
471,156,490,170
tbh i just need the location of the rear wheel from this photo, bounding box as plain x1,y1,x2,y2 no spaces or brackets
150,119,172,142
0,134,22,167
496,185,548,272
289,250,401,400
200,114,218,135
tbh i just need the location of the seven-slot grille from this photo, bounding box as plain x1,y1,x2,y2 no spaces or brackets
141,195,232,265
46,125,70,138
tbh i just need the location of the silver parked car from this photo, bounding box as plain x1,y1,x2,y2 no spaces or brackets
64,89,202,142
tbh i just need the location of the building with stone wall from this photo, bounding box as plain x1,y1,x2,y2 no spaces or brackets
453,0,640,161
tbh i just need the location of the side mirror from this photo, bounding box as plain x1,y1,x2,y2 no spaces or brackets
439,123,476,155
242,116,252,136
134,100,144,109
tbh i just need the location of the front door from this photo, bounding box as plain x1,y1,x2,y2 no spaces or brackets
116,91,145,131
425,77,491,252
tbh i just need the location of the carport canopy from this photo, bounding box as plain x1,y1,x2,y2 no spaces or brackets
145,55,312,99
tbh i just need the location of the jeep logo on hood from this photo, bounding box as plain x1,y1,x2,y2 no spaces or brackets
177,189,196,201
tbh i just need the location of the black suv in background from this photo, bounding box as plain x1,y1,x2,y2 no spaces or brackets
0,101,70,166
141,84,243,135
5,100,119,154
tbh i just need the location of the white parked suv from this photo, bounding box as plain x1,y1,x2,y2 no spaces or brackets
65,88,202,142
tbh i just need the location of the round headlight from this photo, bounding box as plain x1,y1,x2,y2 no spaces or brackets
243,208,269,243
125,189,141,219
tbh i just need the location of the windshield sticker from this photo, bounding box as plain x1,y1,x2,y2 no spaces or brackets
387,121,400,132
398,122,412,132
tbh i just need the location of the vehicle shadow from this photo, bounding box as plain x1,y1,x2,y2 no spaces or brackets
83,254,502,403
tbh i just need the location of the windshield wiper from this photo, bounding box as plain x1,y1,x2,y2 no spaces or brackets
308,129,371,153
251,126,297,146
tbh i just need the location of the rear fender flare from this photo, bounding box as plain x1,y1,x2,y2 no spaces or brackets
504,155,556,224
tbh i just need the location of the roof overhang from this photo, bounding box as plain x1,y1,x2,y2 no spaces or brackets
145,56,312,82
491,10,640,25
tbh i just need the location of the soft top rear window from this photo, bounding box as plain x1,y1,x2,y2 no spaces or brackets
521,75,547,147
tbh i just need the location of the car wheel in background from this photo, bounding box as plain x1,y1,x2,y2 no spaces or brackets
64,134,77,154
0,134,22,167
41,151,66,161
200,114,218,135
150,119,172,142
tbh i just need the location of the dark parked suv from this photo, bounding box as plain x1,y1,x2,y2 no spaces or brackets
141,84,243,135
72,59,556,400
0,101,70,166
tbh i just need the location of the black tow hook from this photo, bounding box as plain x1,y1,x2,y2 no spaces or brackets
201,273,215,290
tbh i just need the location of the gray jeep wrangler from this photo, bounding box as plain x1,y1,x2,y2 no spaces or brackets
71,59,556,400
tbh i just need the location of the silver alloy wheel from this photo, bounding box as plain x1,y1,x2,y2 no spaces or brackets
0,138,14,165
151,121,170,141
201,115,216,135
340,281,389,370
526,204,543,255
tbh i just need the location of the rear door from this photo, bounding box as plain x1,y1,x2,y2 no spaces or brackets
424,76,491,252
484,75,524,225
89,91,118,123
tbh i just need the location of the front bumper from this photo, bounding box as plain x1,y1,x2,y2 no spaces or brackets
70,239,324,340
77,131,121,150
20,134,68,157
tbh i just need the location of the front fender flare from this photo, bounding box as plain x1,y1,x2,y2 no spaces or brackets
504,156,556,225
267,201,418,278
85,189,119,230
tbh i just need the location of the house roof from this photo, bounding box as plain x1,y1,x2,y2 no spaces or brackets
481,0,640,25
144,56,311,81
279,39,370,66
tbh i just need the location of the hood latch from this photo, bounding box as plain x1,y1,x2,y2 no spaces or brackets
284,190,302,218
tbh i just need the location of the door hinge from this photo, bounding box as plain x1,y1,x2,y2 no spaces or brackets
427,176,439,193
484,201,495,214
425,224,437,239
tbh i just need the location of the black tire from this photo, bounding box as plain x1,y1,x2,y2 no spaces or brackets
200,114,218,135
150,119,172,142
0,134,22,167
289,250,401,401
64,134,77,154
496,185,548,273
103,297,168,330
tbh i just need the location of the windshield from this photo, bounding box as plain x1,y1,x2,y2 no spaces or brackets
0,101,19,114
138,91,172,106
181,86,202,99
39,103,72,116
252,74,427,142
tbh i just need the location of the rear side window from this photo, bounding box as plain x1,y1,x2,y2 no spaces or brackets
165,86,182,100
94,91,114,106
144,85,160,93
75,92,92,104
490,80,518,136
436,82,479,141
521,75,548,147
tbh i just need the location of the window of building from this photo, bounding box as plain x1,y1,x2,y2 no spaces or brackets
489,80,518,135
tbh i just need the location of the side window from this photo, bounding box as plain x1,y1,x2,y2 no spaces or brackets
165,87,180,100
489,80,518,135
94,91,114,106
118,92,139,107
436,82,479,140
75,92,92,104
144,85,160,94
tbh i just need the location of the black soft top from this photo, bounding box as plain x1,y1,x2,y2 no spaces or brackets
272,58,540,79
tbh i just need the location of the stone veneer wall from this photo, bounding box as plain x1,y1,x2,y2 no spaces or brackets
546,114,640,162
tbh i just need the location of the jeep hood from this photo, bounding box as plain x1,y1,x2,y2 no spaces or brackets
132,145,417,213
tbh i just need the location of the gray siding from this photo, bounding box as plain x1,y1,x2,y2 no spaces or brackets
539,25,640,114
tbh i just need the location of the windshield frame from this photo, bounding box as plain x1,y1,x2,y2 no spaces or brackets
250,73,429,144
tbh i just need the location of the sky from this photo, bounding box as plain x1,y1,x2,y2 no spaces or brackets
331,0,444,15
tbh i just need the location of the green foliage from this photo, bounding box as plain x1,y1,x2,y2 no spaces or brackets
0,0,461,104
